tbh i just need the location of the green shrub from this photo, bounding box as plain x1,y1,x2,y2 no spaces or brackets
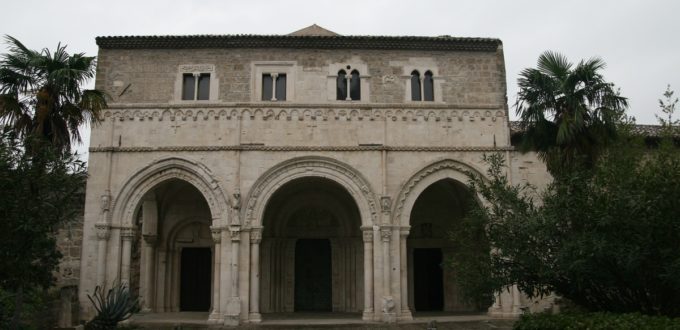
514,312,680,330
85,283,140,330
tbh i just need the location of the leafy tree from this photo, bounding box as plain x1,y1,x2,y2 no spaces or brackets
0,129,87,329
0,35,107,153
657,84,678,130
449,139,680,316
515,51,628,174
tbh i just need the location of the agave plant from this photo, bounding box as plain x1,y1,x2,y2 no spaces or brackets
85,283,140,330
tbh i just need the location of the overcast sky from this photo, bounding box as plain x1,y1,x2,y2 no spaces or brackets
1,0,678,155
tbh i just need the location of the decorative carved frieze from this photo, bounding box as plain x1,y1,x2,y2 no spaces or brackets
99,106,506,124
91,145,513,153
179,64,215,73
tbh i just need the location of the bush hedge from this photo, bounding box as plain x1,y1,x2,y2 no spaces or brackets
514,312,680,330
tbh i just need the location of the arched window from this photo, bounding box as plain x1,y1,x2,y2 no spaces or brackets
350,70,361,100
336,70,347,100
411,70,421,101
423,70,434,101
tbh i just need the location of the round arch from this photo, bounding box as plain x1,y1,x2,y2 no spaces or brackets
392,159,486,227
243,156,378,228
109,157,231,228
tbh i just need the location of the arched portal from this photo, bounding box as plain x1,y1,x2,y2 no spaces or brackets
407,178,477,312
259,177,364,314
130,179,215,313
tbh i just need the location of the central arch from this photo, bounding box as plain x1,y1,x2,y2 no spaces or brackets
260,177,364,313
243,156,378,228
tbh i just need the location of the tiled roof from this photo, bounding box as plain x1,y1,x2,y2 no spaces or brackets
509,121,670,137
95,34,501,51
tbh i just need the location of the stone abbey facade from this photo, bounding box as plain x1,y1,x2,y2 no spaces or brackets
78,25,551,325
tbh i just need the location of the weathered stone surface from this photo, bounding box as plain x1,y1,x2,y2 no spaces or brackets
72,29,551,326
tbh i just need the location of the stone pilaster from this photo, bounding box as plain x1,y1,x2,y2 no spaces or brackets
224,225,241,326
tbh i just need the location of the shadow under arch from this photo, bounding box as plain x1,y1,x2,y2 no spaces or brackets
109,157,231,228
392,159,487,227
242,156,379,228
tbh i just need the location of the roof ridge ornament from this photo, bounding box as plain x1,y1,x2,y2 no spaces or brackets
288,24,340,36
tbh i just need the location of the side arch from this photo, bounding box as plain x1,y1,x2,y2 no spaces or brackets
243,156,379,227
109,157,231,227
392,159,486,227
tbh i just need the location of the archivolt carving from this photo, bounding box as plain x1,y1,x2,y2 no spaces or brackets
243,156,379,227
100,106,506,123
392,159,486,226
109,157,231,228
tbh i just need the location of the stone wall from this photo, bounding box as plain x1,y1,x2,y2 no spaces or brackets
54,208,84,327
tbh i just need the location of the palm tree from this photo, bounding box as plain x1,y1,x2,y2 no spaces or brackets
0,35,107,152
515,51,628,175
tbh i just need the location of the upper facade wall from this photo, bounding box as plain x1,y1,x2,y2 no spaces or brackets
95,48,506,106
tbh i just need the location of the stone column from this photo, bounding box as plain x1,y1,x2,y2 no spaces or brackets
380,227,395,322
399,229,412,320
224,226,241,326
141,234,156,312
95,223,111,287
120,227,135,285
270,73,278,101
512,285,522,315
209,226,222,323
249,228,262,322
361,229,374,321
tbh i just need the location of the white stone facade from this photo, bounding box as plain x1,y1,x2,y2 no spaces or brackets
78,29,552,325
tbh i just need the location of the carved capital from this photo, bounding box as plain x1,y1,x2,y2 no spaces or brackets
250,229,262,244
95,223,111,240
380,228,392,242
229,226,241,242
142,234,157,245
120,227,135,241
380,196,392,213
210,226,222,243
362,230,374,243
400,230,410,238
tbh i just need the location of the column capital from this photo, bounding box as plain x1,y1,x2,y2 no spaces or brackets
362,230,373,243
229,226,241,242
380,228,392,242
95,223,111,240
120,227,136,241
250,228,262,244
210,226,223,243
142,234,157,245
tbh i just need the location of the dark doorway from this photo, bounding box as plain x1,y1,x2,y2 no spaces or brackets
180,247,212,311
413,248,444,311
294,239,332,311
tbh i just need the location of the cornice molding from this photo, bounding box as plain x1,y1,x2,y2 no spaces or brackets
89,145,514,153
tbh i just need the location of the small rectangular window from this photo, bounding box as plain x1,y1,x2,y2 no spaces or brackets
182,74,195,100
197,73,210,100
262,74,273,101
276,74,286,101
